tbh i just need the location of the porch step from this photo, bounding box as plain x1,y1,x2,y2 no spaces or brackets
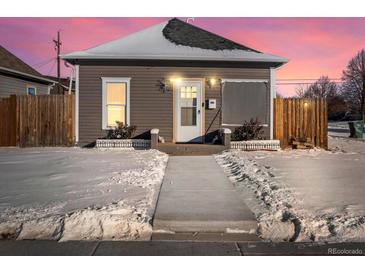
151,231,260,242
157,143,227,156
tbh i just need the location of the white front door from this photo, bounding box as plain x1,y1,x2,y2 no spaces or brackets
175,80,202,143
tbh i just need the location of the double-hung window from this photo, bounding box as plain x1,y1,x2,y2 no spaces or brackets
102,78,130,129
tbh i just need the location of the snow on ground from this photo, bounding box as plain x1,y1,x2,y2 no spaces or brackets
328,121,352,130
215,136,365,242
328,121,365,139
0,148,168,241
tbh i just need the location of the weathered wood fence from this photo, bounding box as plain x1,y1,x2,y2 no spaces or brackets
0,95,17,146
0,95,75,147
274,98,328,149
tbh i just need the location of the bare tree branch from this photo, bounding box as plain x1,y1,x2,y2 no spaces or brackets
342,49,365,120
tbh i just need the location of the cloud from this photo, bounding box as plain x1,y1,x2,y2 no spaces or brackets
1,17,364,96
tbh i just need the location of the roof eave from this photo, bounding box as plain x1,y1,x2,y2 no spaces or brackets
0,66,56,84
61,54,288,64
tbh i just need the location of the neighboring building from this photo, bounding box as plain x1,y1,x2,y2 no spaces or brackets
61,18,288,146
45,75,75,94
0,45,55,97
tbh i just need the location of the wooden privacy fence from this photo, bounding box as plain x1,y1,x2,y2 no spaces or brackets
274,98,328,149
0,94,75,147
0,95,17,146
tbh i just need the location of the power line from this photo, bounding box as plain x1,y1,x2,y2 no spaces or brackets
35,58,56,70
31,57,55,68
277,81,343,85
277,78,342,81
47,59,57,75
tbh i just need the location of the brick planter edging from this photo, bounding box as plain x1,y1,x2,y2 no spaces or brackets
231,140,280,151
96,139,151,149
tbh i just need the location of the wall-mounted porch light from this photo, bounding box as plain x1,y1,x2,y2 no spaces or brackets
157,79,169,93
157,78,182,93
169,77,182,83
206,77,219,89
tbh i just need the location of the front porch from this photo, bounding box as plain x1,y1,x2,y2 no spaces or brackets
150,128,231,155
157,143,227,156
95,128,281,153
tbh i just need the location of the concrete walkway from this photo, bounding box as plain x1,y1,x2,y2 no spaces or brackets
152,156,257,235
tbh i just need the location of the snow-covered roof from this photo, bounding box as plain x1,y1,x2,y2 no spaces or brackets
61,18,288,65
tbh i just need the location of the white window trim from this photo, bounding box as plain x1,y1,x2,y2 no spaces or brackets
26,85,37,95
221,78,269,127
101,77,131,130
270,68,276,140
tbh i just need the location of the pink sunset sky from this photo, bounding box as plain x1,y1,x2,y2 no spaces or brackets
1,17,364,96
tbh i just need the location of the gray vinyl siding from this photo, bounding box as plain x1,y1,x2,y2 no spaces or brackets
79,65,271,145
0,74,49,97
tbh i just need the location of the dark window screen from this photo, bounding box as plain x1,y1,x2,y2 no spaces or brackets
222,81,268,125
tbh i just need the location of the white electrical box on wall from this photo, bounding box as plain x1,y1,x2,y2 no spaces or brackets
208,99,216,109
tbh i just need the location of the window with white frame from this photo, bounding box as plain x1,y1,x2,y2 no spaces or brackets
102,78,130,129
27,86,37,96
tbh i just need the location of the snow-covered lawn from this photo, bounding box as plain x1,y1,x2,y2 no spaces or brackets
0,148,168,241
328,121,365,139
215,136,365,242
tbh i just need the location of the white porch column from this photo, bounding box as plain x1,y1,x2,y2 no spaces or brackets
270,68,276,140
75,65,79,144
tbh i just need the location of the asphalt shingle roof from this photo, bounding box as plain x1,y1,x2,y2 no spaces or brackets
0,45,43,77
61,18,288,65
162,18,260,52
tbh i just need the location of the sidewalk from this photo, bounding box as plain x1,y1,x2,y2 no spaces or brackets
1,240,365,256
152,156,257,234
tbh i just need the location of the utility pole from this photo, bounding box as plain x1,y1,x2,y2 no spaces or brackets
53,31,62,94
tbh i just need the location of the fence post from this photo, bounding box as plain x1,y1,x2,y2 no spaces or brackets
150,128,159,149
9,95,17,146
220,128,231,148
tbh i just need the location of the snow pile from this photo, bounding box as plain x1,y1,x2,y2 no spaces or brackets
60,202,151,241
215,150,365,242
0,203,65,240
329,136,365,154
0,149,168,241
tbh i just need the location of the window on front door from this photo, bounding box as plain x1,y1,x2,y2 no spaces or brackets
102,78,130,129
180,86,198,126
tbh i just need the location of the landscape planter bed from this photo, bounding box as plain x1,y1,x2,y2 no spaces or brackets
96,139,280,151
96,139,151,149
230,140,280,151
